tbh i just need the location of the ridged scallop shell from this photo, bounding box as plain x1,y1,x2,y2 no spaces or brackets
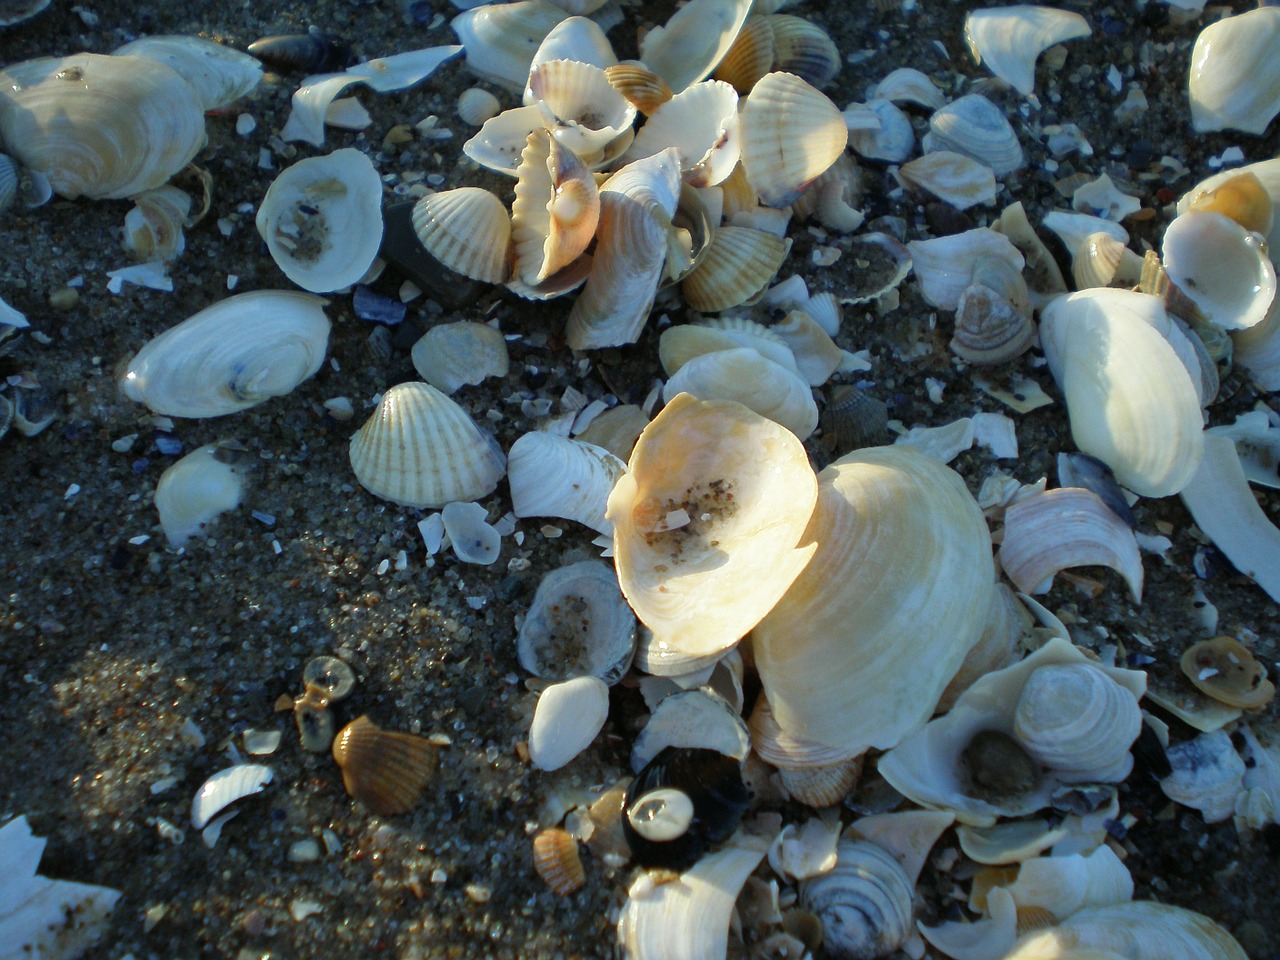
348,382,506,509
1161,211,1276,331
518,560,636,684
603,63,673,115
332,715,438,815
624,80,741,187
527,59,636,157
753,446,994,758
1071,232,1144,290
1181,636,1275,711
511,130,600,285
256,148,384,294
411,187,512,284
155,441,252,548
606,392,818,664
964,6,1091,96
682,225,789,312
712,15,775,93
457,86,501,125
507,431,626,534
532,828,585,896
778,756,864,809
897,152,997,211
923,94,1024,177
451,0,569,90
122,291,330,419
113,35,262,111
820,385,889,455
529,675,609,770
764,15,840,89
123,185,192,262
740,72,847,208
662,348,818,440
0,53,207,200
410,321,509,395
638,0,754,95
800,840,915,960
1188,6,1280,135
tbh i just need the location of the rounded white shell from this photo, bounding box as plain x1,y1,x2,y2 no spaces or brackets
410,321,510,395
740,71,847,207
121,291,330,419
639,0,754,95
630,688,750,773
624,79,741,187
1161,210,1276,331
154,441,252,547
661,347,818,441
441,500,501,565
1003,901,1248,960
451,0,569,90
113,35,262,111
507,431,626,535
528,675,609,771
1188,6,1280,135
800,840,915,960
457,86,500,125
517,560,636,685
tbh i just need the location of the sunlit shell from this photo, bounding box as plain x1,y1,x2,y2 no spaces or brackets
527,58,636,157
662,348,818,440
603,63,673,115
442,501,501,565
938,584,1031,713
993,200,1069,305
659,321,798,377
451,0,569,90
191,764,274,830
532,828,585,896
740,72,846,208
576,405,650,461
1180,636,1275,711
517,560,637,684
410,321,509,395
897,152,997,211
123,185,192,262
463,104,547,175
624,80,741,187
638,0,754,95
1003,902,1249,960
908,227,1025,311
800,840,915,960
529,675,610,770
1178,166,1277,244
411,187,512,284
772,310,841,385
155,441,252,548
923,94,1024,177
873,67,946,110
507,431,626,534
121,291,330,419
712,14,775,93
457,86,501,125
631,689,750,773
0,52,207,200
256,148,384,294
964,6,1091,96
1161,210,1276,331
348,381,506,509
764,15,840,89
682,225,789,312
332,715,438,815
1188,6,1280,135
1071,232,1144,290
511,130,600,285
113,35,263,111
527,16,617,85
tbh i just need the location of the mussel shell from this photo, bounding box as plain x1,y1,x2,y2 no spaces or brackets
248,32,355,74
621,746,750,870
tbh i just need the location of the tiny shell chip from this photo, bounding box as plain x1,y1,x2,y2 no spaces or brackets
528,675,610,771
410,321,510,394
517,560,637,685
1180,636,1275,710
155,441,253,547
332,715,438,815
532,827,586,896
191,764,274,829
442,500,501,565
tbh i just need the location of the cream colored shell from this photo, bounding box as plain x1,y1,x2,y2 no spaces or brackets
1188,6,1280,135
661,348,818,441
412,187,512,284
964,6,1091,97
739,71,847,208
410,321,509,395
511,130,600,285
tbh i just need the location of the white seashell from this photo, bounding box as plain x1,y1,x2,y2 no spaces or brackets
464,103,547,175
993,201,1069,305
442,500,501,564
322,96,371,130
923,94,1024,177
1071,173,1141,222
749,693,861,772
527,59,636,157
805,291,843,337
662,347,818,440
256,148,384,294
907,228,1024,311
123,185,192,262
800,840,915,960
740,71,847,207
1234,293,1280,391
767,817,840,881
411,187,512,284
1042,210,1127,259
964,6,1091,97
0,53,207,200
507,431,626,534
921,886,1018,960
1161,211,1276,331
1160,730,1246,824
457,86,500,125
348,382,507,509
517,560,636,684
1003,901,1249,960
511,130,600,285
1237,723,1280,830
452,0,569,90
155,441,252,547
529,675,609,771
997,487,1143,601
1207,409,1280,489
114,35,262,111
993,846,1133,922
121,291,330,418
1188,6,1280,135
624,80,741,187
639,0,754,95
847,810,957,888
191,764,273,829
630,688,750,773
872,67,946,110
1071,232,1144,290
410,321,509,394
896,151,996,210
527,16,617,88
1176,159,1280,253
846,98,915,164
660,319,800,377
771,310,841,385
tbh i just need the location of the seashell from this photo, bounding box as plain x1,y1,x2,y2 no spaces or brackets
1043,210,1127,261
302,655,356,703
606,392,818,663
1236,723,1280,831
638,0,754,95
740,72,847,207
768,818,841,882
805,291,843,336
1233,290,1280,392
772,310,841,385
951,254,1035,365
997,487,1143,601
631,688,751,773
1188,6,1280,135
938,584,1031,714
294,691,337,754
821,385,888,454
1013,663,1143,779
123,185,192,263
511,130,600,285
846,99,915,164
1003,901,1249,960
191,764,273,830
748,693,862,772
872,67,946,110
1180,636,1274,711
529,675,610,771
992,201,1068,304
624,80,741,188
673,316,798,374
682,225,789,311
463,103,550,175
411,187,512,284
1071,173,1141,222
908,227,1024,311
1071,232,1144,290
964,6,1091,97
565,148,683,350
1040,290,1204,498
532,827,585,896
764,15,840,89
507,431,626,534
248,31,353,74
410,321,509,395
576,404,650,461
712,15,775,93
155,441,252,548
896,152,997,211
662,347,818,440
457,86,501,125
116,35,263,111
663,182,718,284
121,291,330,419
923,94,1024,177
1159,730,1246,825
518,560,637,684
348,381,506,509
1177,163,1280,250
753,445,994,759
1161,211,1276,332
603,63,673,115
527,16,617,85
800,839,915,960
0,53,207,200
256,148,384,294
978,847,1132,923
527,59,636,158
0,153,17,215
451,0,569,90
332,715,438,815
441,500,501,565
777,756,865,809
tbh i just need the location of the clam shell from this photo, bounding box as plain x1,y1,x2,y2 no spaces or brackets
712,14,775,93
511,130,600,285
0,53,207,200
576,404,650,461
951,254,1035,365
527,59,636,157
463,103,547,175
847,98,915,164
603,63,673,115
771,310,841,385
527,16,617,84
992,200,1069,304
1071,232,1144,290
624,80,741,187
606,392,818,664
348,382,506,509
631,689,751,773
256,148,384,294
529,675,610,771
507,431,626,534
451,0,569,90
457,86,501,125
155,441,252,548
518,560,637,684
114,35,262,111
748,693,861,771
660,322,799,379
1013,662,1143,778
1177,160,1280,252
896,151,997,211
764,15,840,89
638,0,754,95
410,321,510,395
121,291,330,419
964,5,1091,96
1161,210,1276,332
411,187,512,284
872,67,945,110
532,828,585,896
332,715,438,815
682,225,790,312
441,501,501,565
1180,636,1274,711
937,583,1030,713
662,347,818,440
740,71,847,207
923,94,1024,177
800,840,915,960
1188,6,1280,135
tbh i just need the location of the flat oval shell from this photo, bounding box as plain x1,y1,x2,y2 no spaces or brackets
507,431,626,534
410,321,509,394
529,675,610,771
924,94,1024,177
114,35,263,111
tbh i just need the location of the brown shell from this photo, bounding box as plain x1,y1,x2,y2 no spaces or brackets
603,64,672,116
532,827,585,895
1180,636,1275,710
332,715,438,815
820,385,888,455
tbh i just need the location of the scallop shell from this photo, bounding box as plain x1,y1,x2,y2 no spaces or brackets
764,15,840,89
113,35,263,111
740,71,847,208
624,80,741,187
712,15,775,93
606,392,818,664
518,560,637,685
458,86,500,125
1161,211,1276,332
121,291,330,419
348,381,507,509
410,321,510,395
896,152,997,211
507,431,626,534
662,348,818,440
638,0,754,95
256,148,384,294
964,6,1091,97
155,441,252,548
682,225,789,312
1188,6,1280,135
800,840,915,960
529,675,610,771
1180,636,1275,711
1071,232,1144,290
820,385,888,454
451,0,569,90
527,59,636,158
532,828,585,896
411,187,512,284
923,94,1024,177
0,52,207,200
511,130,600,285
332,715,438,815
123,185,192,263
603,63,674,115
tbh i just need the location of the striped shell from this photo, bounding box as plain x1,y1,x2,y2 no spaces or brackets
411,187,512,284
332,715,438,815
740,72,846,207
682,225,790,312
800,840,915,960
457,86,500,125
532,827,586,896
511,130,600,285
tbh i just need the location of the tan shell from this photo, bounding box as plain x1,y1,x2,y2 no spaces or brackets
951,255,1035,365
332,715,438,815
532,827,586,896
662,348,818,440
527,58,636,157
660,318,798,376
1071,232,1144,290
771,310,841,386
511,130,600,285
778,756,864,809
1180,169,1275,240
576,404,650,461
740,72,846,208
764,15,840,89
410,321,509,395
411,187,512,284
1180,636,1275,710
897,152,997,211
604,63,673,116
124,185,192,262
1003,902,1249,960
682,225,790,312
712,15,775,93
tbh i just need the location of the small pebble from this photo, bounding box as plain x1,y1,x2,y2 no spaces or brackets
288,838,322,862
48,287,79,310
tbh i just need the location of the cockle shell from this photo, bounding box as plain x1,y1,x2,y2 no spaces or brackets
123,185,192,262
507,431,626,534
964,6,1091,97
332,715,438,815
924,94,1024,177
681,225,790,312
155,441,252,547
800,839,915,960
412,187,512,284
511,130,600,285
348,381,506,509
451,0,569,90
1188,6,1280,135
764,14,841,89
712,14,775,93
532,828,585,896
662,347,818,440
457,86,500,125
529,675,610,770
113,35,263,111
527,59,636,158
739,71,847,208
0,53,207,200
121,291,330,418
517,560,636,684
638,0,754,95
606,392,818,664
1161,211,1276,331
256,148,384,294
624,80,741,187
752,445,994,758
410,321,509,395
896,152,997,211
603,63,674,115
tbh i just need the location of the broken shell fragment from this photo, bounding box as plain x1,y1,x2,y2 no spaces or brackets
1161,211,1276,332
1003,901,1249,960
441,500,501,565
155,441,252,547
846,98,915,164
623,80,741,187
411,187,512,284
638,0,753,95
332,715,438,815
873,67,946,110
529,675,610,771
740,71,847,208
507,431,626,535
532,827,586,896
302,655,356,702
1180,636,1275,710
1160,729,1246,824
896,152,997,211
123,185,192,262
964,5,1091,97
1188,6,1280,135
909,228,1024,311
451,0,569,90
1178,167,1276,242
517,560,637,685
191,764,274,830
410,321,509,395
630,688,750,773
